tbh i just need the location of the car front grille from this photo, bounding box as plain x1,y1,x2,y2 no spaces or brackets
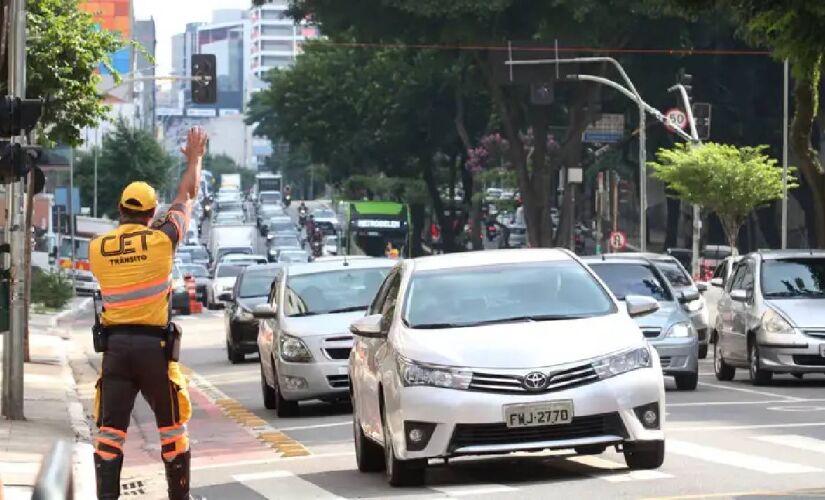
448,412,626,453
803,330,825,339
324,348,351,360
469,363,599,395
659,356,672,368
642,328,662,339
326,374,349,389
322,335,352,360
793,355,825,366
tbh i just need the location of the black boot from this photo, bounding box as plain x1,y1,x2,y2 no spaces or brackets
94,453,123,500
164,450,191,500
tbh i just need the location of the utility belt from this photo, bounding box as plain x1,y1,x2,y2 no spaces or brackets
92,292,181,361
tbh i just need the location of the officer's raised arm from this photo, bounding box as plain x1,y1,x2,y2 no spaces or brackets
173,127,208,215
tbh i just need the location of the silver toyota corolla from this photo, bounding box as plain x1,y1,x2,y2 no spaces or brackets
714,250,825,385
583,256,700,390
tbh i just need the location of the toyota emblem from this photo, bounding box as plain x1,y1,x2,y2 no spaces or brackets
523,371,548,391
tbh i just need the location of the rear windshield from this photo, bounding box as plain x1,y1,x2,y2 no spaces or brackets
181,265,208,278
216,265,243,278
655,261,693,288
239,269,281,298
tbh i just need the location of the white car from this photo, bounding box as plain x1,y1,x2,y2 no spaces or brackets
349,249,666,486
254,258,395,417
207,263,244,310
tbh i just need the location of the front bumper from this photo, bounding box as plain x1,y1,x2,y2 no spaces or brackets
276,359,351,402
649,336,698,375
229,319,260,353
73,280,98,293
758,330,825,372
383,365,665,460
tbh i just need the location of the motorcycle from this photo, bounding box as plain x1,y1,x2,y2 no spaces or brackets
311,239,323,258
486,222,498,241
284,194,292,208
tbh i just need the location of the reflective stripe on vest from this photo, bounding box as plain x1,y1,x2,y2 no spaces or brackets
101,276,171,309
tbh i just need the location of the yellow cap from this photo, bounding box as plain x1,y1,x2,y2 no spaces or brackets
119,181,158,211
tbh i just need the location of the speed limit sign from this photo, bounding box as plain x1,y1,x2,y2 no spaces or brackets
665,108,688,133
609,231,627,251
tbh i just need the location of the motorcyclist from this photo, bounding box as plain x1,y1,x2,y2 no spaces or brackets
310,227,323,257
298,201,307,214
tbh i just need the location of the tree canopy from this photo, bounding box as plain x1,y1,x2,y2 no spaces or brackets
650,143,795,250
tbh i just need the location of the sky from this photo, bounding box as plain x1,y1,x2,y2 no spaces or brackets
134,0,249,74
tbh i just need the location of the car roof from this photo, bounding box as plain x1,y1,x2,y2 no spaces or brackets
224,254,267,260
410,249,573,272
755,249,825,260
598,252,676,263
580,255,656,266
286,257,395,276
243,263,283,273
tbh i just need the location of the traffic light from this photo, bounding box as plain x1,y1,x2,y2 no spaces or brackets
676,68,693,102
530,82,554,105
692,103,712,140
0,141,44,189
0,97,43,137
191,54,217,104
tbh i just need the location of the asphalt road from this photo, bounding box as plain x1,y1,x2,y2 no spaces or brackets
147,311,825,499
65,203,825,499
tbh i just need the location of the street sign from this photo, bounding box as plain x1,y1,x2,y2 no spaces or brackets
665,108,688,133
609,230,627,251
583,113,625,143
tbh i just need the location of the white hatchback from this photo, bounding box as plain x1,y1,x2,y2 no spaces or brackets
349,249,666,486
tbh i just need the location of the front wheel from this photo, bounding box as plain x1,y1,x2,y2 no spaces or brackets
382,407,426,486
227,339,244,364
698,344,708,359
273,367,299,418
674,371,698,391
624,441,665,470
714,341,735,381
260,363,277,410
749,343,772,386
354,408,384,472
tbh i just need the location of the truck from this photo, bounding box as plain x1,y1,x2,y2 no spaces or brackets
255,172,282,195
341,201,411,258
208,223,257,268
58,216,118,293
221,173,242,191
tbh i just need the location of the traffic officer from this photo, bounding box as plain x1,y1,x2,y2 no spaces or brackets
89,127,208,500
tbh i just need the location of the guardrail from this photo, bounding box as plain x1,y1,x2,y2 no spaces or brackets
31,440,73,500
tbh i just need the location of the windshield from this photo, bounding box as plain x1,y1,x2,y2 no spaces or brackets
404,262,615,328
260,192,282,204
284,268,390,316
656,261,693,289
239,269,281,298
313,209,335,218
181,265,208,278
183,248,208,260
216,265,243,278
762,258,825,298
588,263,673,302
279,251,308,263
271,237,299,248
59,238,89,260
218,248,251,260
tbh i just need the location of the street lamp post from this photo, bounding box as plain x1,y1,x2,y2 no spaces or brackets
781,59,789,249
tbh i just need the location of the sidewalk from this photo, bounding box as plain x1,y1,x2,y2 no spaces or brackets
0,298,94,500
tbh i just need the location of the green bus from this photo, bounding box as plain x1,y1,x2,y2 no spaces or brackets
342,201,411,257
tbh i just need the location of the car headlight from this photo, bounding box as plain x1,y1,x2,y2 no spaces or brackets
762,308,794,335
592,347,652,380
665,322,693,338
279,334,313,362
396,356,472,390
684,299,704,313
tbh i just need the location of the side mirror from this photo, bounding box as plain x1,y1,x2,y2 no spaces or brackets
350,314,385,338
710,277,724,288
625,295,660,318
730,289,748,302
219,291,233,301
678,288,701,304
696,282,708,293
252,303,278,319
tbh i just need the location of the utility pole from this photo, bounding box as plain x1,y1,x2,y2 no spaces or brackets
69,152,76,292
781,59,789,249
638,101,647,252
2,0,28,420
93,128,99,218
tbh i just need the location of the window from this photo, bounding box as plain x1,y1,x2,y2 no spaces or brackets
216,265,242,278
261,25,293,37
370,269,397,315
727,263,748,292
261,55,293,68
713,262,726,280
589,263,672,302
261,40,292,52
283,268,391,317
761,258,825,299
378,272,402,331
655,260,693,289
238,268,281,298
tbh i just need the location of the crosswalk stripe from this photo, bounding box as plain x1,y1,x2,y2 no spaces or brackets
430,484,518,497
668,439,821,474
232,470,293,482
567,455,673,482
755,434,825,455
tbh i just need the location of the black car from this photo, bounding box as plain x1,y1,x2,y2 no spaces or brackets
224,263,283,364
179,263,210,306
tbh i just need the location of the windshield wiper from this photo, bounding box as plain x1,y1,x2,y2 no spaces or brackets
289,312,319,317
326,306,369,314
465,314,586,326
410,322,468,329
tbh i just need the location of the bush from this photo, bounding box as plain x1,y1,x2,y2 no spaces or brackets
31,267,74,309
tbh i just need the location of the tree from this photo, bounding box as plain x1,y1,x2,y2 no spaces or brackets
74,120,172,218
0,0,130,146
649,143,795,251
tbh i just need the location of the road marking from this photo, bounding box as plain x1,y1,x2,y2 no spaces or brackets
567,455,672,482
668,398,825,407
669,422,825,432
276,421,351,432
190,451,357,471
697,381,805,401
755,434,825,455
644,491,785,500
667,439,821,473
431,484,518,497
232,470,293,482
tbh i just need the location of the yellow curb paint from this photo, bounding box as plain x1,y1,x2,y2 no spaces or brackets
281,450,311,457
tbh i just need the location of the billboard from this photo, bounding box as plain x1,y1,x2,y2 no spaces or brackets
79,0,133,74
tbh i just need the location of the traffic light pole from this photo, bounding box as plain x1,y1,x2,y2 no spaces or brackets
2,0,28,420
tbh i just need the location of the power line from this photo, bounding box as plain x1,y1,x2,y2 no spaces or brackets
310,40,772,57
